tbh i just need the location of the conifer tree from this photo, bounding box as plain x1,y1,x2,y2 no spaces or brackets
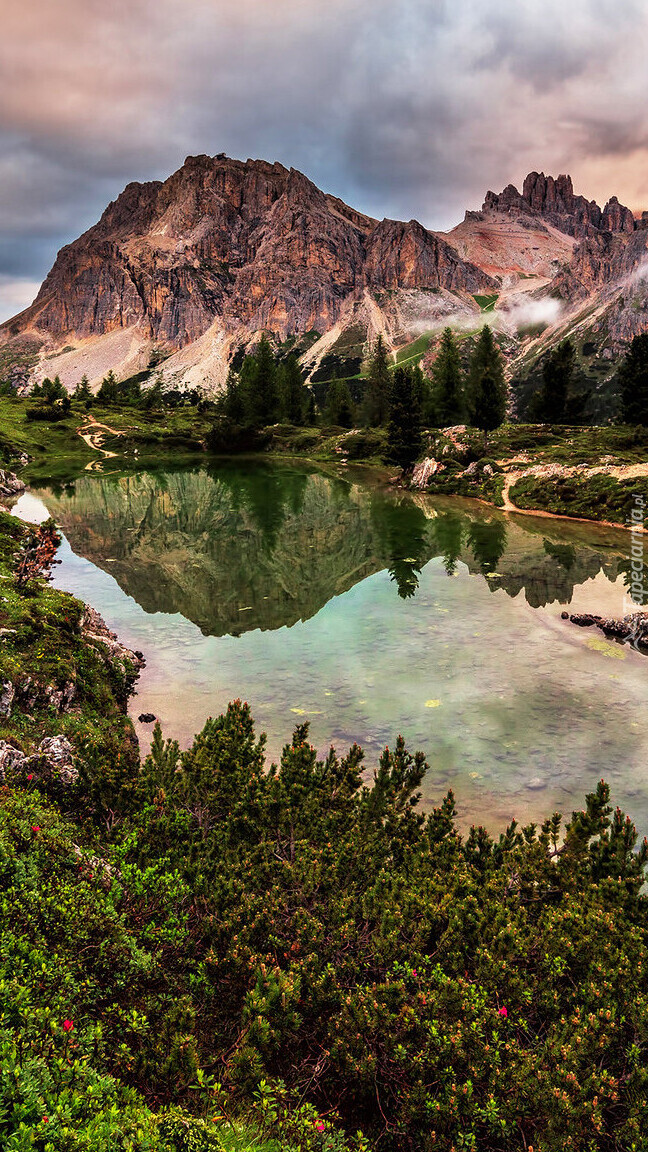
97,370,118,405
620,333,648,425
326,379,355,427
279,355,306,424
252,334,279,425
221,367,246,423
387,366,423,471
467,326,506,449
142,375,164,411
365,335,391,426
431,327,464,425
539,340,573,423
74,374,92,403
304,391,317,425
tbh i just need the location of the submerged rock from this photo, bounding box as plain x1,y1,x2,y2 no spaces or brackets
566,610,648,651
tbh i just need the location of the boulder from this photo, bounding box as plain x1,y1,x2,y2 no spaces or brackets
411,458,441,489
0,469,25,498
0,734,78,785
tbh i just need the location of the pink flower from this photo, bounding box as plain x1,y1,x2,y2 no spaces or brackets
63,1019,73,1032
498,1007,508,1017
315,1122,325,1132
412,969,417,977
26,774,34,781
31,825,40,833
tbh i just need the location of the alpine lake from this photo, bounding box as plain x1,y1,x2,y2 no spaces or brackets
13,457,648,834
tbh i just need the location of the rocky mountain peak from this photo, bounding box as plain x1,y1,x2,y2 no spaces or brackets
483,171,635,239
1,151,495,362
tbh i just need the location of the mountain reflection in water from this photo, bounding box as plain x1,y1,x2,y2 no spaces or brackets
24,460,648,836
37,461,634,636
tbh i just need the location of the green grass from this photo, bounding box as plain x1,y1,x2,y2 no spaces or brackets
472,294,499,313
395,332,434,366
510,472,648,525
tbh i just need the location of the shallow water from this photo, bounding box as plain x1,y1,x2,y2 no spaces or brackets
14,458,648,833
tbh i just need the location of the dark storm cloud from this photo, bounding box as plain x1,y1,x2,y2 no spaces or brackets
1,0,648,319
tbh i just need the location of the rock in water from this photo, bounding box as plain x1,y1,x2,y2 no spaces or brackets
411,458,440,489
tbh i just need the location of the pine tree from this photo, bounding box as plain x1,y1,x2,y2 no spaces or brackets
540,340,573,423
253,334,279,425
473,372,506,451
431,327,464,425
279,355,306,424
387,366,423,471
365,335,391,426
221,367,246,424
467,327,506,449
142,375,164,411
326,380,355,427
620,333,648,425
97,370,118,405
304,391,317,425
74,374,92,403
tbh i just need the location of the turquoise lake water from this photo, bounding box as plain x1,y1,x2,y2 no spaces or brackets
13,458,648,833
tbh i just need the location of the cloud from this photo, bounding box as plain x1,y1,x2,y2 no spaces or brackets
1,0,648,308
0,276,41,325
496,295,563,334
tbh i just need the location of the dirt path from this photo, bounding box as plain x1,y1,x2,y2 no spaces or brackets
78,416,125,470
499,461,648,531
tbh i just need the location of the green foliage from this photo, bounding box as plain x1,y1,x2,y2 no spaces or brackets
386,366,423,471
216,340,309,439
279,356,308,426
363,336,391,426
430,327,464,425
620,332,648,424
3,607,648,1152
26,376,72,423
31,376,67,403
468,327,506,448
510,471,648,525
531,340,575,423
74,375,93,404
326,380,355,428
473,294,499,313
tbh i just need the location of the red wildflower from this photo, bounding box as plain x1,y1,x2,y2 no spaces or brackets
498,1007,508,1017
26,774,34,781
31,825,40,833
315,1122,325,1132
63,1019,73,1032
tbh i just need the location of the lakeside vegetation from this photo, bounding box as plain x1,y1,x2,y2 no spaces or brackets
2,506,648,1150
0,328,646,525
0,333,647,1148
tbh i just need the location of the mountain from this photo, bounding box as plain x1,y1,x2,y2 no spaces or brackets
1,155,648,407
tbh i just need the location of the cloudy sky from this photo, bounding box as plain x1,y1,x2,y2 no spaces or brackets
1,0,648,320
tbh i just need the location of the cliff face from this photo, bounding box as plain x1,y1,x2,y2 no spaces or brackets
4,158,648,394
5,154,494,356
482,171,636,239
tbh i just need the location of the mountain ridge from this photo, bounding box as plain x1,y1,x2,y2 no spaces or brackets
2,155,648,400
